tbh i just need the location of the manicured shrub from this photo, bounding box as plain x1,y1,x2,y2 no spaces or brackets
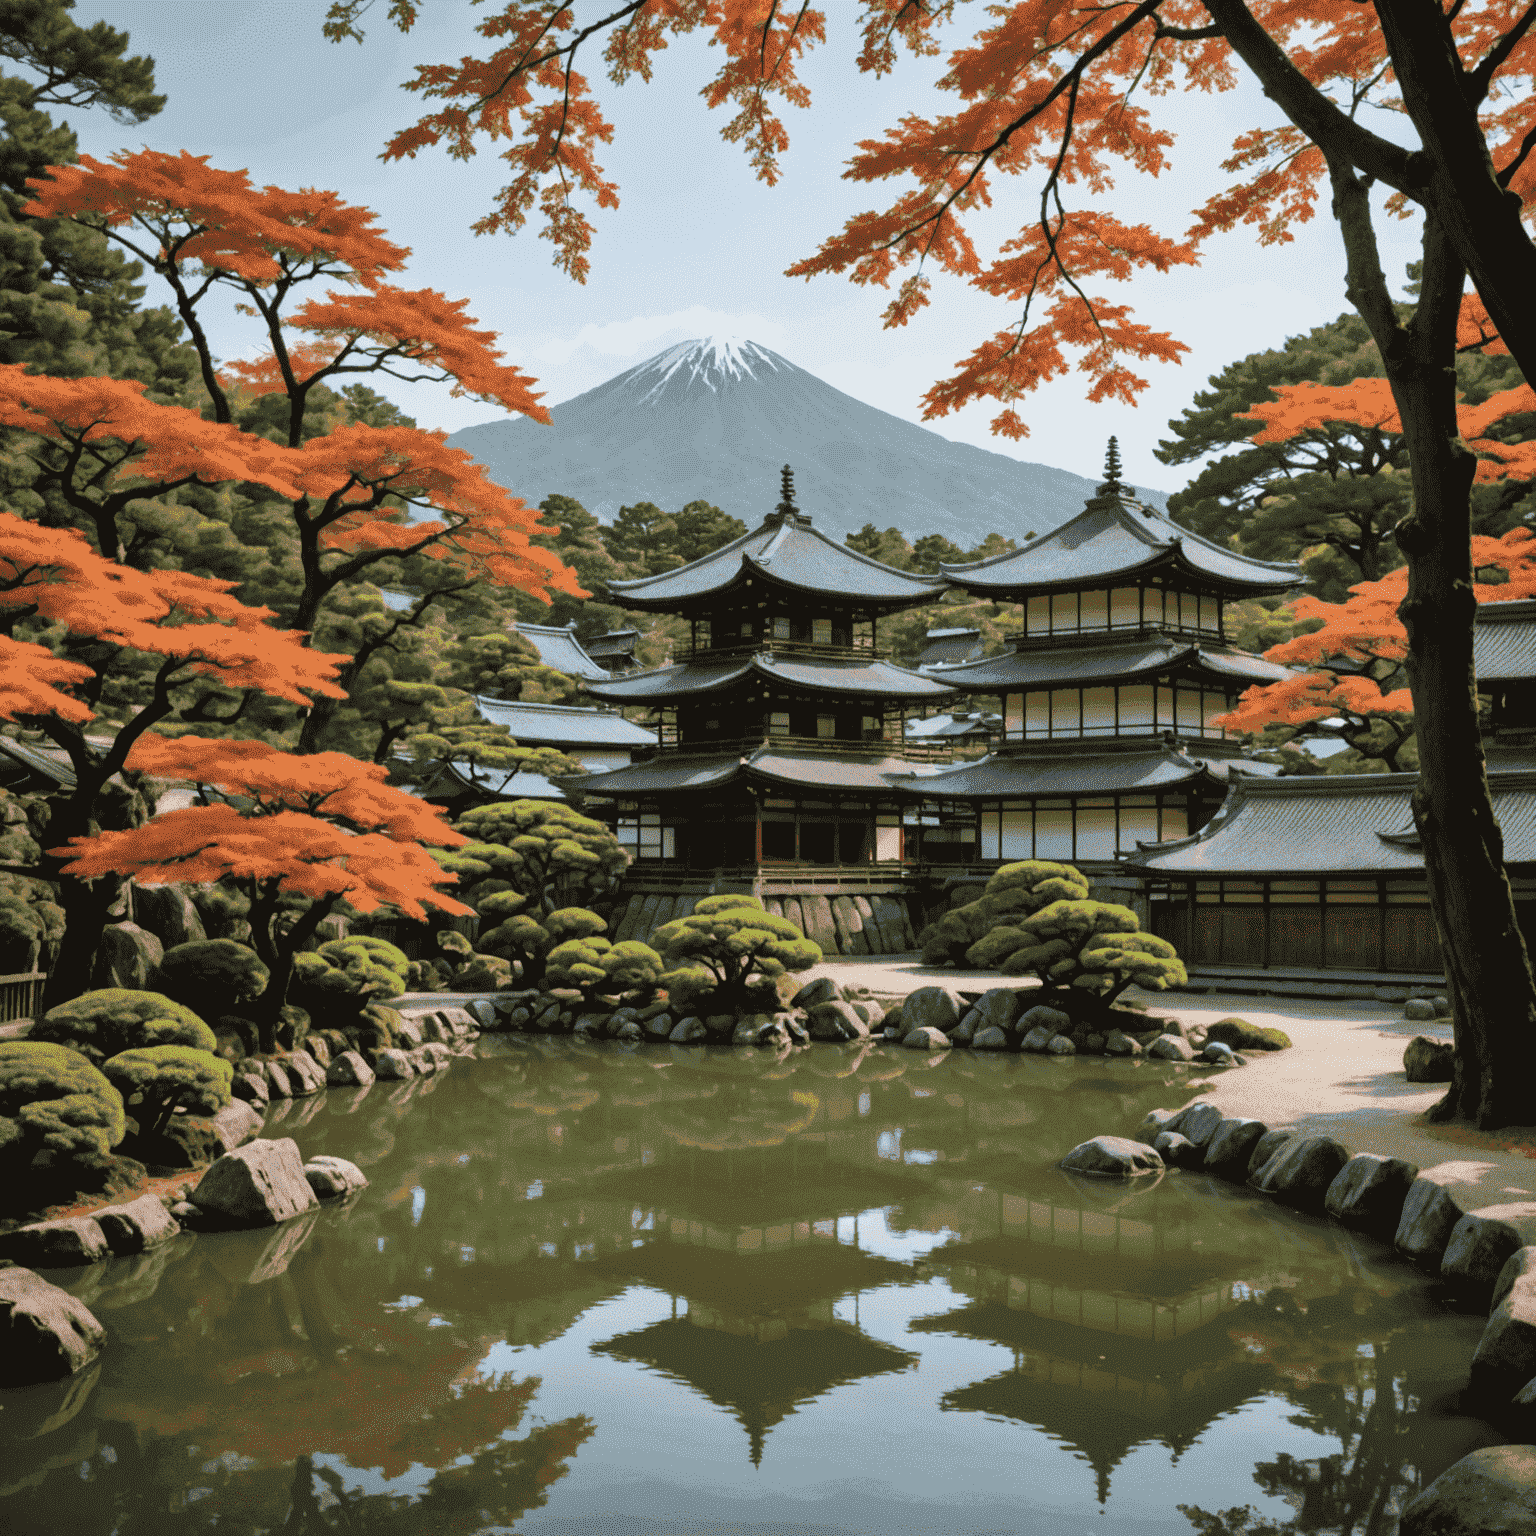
546,936,664,1001
476,906,608,987
0,869,63,973
32,988,215,1068
291,935,410,1018
921,861,1090,966
151,938,270,1021
0,1040,126,1175
102,1044,233,1138
654,904,820,1014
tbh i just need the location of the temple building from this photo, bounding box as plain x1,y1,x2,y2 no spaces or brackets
901,443,1301,871
1128,598,1536,978
565,469,955,904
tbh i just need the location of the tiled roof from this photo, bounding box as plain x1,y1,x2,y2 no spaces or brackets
562,745,927,798
583,628,641,659
906,712,999,739
932,634,1295,691
583,653,956,703
894,743,1248,799
425,760,570,801
1475,600,1536,684
513,622,613,681
916,628,984,668
603,511,945,611
1129,768,1536,874
940,489,1301,597
472,697,657,747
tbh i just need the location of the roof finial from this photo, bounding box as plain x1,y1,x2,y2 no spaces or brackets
1101,436,1123,489
775,463,800,520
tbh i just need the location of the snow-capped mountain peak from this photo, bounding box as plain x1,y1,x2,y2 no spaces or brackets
621,336,786,402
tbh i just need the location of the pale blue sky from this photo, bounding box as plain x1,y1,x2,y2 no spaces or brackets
66,2,1423,497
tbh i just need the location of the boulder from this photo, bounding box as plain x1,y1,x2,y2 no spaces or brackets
1020,1024,1056,1053
1395,1175,1470,1269
1471,1276,1536,1399
303,1155,368,1200
132,883,208,950
1104,1029,1142,1057
89,922,163,991
612,1021,643,1043
1495,1248,1536,1314
326,1050,375,1087
190,1137,319,1226
1172,1102,1225,1149
1403,1035,1455,1083
231,1070,269,1107
304,1035,332,1069
1402,997,1438,1022
791,976,841,1009
669,1017,707,1044
1018,1004,1071,1038
1324,1154,1419,1240
95,1193,181,1255
778,1013,810,1046
1202,1118,1268,1180
1060,1135,1164,1178
903,986,966,1036
1399,1446,1536,1536
641,1011,676,1041
371,1048,415,1082
0,1267,106,1384
1441,1204,1536,1303
903,1026,952,1051
972,988,1028,1032
950,1012,978,1046
1153,1131,1204,1170
435,1006,480,1037
1045,1034,1077,1056
1246,1128,1293,1178
395,1016,425,1049
1082,1033,1106,1055
1250,1135,1351,1210
1134,1109,1182,1145
1203,1018,1292,1051
1201,1041,1237,1066
1149,1033,1195,1061
972,1025,1009,1050
280,1051,327,1096
0,1216,109,1267
807,1001,870,1041
467,999,498,1030
211,1098,263,1152
264,1059,294,1098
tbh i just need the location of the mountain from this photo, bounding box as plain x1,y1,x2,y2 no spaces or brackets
447,338,1168,546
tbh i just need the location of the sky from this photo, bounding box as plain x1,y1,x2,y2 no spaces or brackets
60,2,1426,498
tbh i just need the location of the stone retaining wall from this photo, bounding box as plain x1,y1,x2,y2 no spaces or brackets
606,890,918,954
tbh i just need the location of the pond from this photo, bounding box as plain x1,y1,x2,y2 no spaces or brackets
0,1036,1503,1535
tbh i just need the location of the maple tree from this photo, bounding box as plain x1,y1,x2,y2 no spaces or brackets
332,0,1536,1128
50,735,472,1048
21,149,584,749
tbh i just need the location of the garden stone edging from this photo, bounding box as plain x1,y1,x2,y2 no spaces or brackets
0,1265,107,1385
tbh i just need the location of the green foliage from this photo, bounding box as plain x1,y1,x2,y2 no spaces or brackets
924,861,1090,966
659,965,718,1016
150,938,269,1020
400,688,584,778
454,954,515,991
475,890,528,922
0,863,63,971
436,929,473,959
601,498,747,577
32,988,215,1068
102,1042,232,1138
0,1038,125,1174
653,905,820,1012
446,801,627,916
477,913,556,984
546,934,664,998
290,935,409,1017
543,907,609,944
692,893,763,915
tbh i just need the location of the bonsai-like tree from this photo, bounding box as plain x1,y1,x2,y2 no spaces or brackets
920,861,1090,967
30,987,215,1069
476,905,607,988
102,1043,233,1140
290,935,411,1019
653,895,821,1016
442,801,627,917
545,935,664,1004
0,1039,126,1180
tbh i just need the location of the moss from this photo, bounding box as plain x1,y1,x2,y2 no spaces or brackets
0,1040,126,1176
151,938,269,1021
103,1044,233,1138
1205,1018,1293,1051
33,989,215,1068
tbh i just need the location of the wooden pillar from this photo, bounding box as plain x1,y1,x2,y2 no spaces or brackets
754,801,763,865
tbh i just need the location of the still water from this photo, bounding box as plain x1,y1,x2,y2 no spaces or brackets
0,1036,1502,1535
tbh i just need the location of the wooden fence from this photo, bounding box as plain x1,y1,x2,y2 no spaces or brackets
0,972,46,1024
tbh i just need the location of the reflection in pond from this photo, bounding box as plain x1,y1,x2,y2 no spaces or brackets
0,1035,1504,1533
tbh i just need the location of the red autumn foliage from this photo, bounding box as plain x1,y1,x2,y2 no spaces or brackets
0,637,94,724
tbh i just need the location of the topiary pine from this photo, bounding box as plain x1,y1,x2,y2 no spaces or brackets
546,934,664,1002
653,903,820,1015
0,1040,126,1177
290,935,411,1020
921,861,1090,966
150,938,270,1022
102,1044,233,1139
31,988,216,1069
440,801,627,917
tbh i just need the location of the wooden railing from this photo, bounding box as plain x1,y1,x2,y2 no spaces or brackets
674,639,891,664
655,732,959,763
0,971,46,1024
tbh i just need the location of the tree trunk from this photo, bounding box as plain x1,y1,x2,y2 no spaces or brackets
39,872,121,1012
248,897,334,1053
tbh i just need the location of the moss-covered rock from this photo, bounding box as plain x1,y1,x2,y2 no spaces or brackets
1205,1017,1293,1051
150,939,268,1024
